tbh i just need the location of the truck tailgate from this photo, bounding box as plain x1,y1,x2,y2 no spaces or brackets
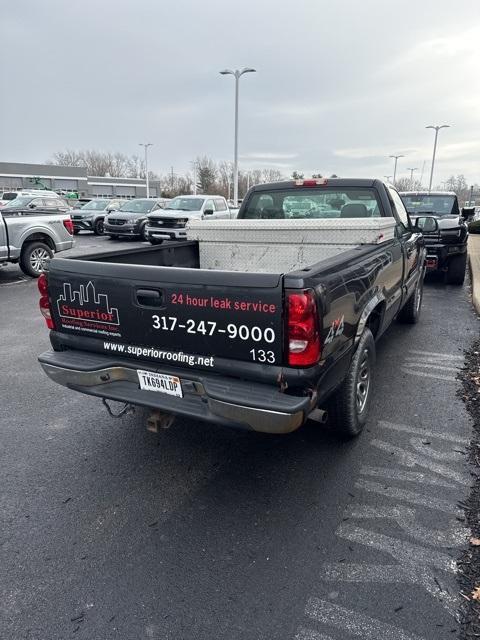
48,259,284,369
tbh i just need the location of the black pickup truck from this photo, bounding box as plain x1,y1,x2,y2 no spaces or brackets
400,191,468,285
38,179,426,439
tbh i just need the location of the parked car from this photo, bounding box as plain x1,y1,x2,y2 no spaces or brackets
400,190,468,285
103,198,167,240
1,195,71,214
146,195,234,244
1,207,74,277
72,198,123,235
38,178,426,439
0,189,64,208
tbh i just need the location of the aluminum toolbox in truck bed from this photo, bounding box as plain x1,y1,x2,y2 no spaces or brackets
186,218,396,272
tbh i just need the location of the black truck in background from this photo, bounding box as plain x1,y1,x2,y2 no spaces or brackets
400,191,468,285
38,179,426,439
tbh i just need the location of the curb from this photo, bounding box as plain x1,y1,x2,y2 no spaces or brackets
468,235,480,315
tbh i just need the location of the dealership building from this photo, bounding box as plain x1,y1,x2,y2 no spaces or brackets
0,162,161,199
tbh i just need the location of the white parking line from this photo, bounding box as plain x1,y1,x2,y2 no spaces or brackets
401,368,457,382
409,350,464,360
360,465,456,488
378,421,469,445
370,439,470,485
337,523,457,572
305,598,426,640
403,362,460,371
401,350,463,382
345,504,466,547
355,479,460,514
321,563,458,616
293,407,469,636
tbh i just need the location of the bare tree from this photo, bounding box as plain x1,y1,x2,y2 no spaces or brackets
49,149,149,178
50,149,85,167
261,168,283,183
160,172,192,198
396,177,422,191
50,148,289,196
218,161,233,198
443,174,469,202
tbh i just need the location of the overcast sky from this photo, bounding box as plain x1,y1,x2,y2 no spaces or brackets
1,0,479,185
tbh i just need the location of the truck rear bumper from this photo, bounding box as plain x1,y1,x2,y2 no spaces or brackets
56,240,75,252
146,226,187,241
424,242,467,270
38,349,314,434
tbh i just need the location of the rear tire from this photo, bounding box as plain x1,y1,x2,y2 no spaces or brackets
445,253,467,285
328,328,375,439
398,272,424,324
19,241,54,278
93,218,105,235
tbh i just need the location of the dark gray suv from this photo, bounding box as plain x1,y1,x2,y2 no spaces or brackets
104,199,166,240
71,198,123,235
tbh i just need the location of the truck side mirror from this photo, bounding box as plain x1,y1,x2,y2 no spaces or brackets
204,208,214,215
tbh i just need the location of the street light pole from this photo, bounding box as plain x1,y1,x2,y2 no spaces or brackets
389,155,405,185
406,167,419,189
426,124,450,193
220,67,256,207
139,143,153,198
190,161,197,195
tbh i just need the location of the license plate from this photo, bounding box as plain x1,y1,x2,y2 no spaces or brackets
137,370,183,397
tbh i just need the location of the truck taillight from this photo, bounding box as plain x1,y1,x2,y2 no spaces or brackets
294,178,328,187
63,218,74,235
38,273,55,329
287,290,321,367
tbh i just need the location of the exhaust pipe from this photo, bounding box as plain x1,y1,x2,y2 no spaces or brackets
309,408,329,424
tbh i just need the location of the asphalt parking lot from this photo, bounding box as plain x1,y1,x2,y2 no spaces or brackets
1,233,479,640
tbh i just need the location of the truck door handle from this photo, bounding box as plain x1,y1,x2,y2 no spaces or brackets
136,289,163,307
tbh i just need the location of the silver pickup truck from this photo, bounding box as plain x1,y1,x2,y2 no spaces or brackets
0,209,75,277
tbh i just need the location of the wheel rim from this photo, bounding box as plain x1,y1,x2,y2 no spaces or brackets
356,349,370,414
30,248,50,274
97,220,104,234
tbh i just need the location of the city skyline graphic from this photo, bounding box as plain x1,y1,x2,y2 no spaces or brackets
57,281,120,325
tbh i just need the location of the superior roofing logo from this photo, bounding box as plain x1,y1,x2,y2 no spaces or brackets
57,281,120,325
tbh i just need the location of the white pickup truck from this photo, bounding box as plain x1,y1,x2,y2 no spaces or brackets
145,195,236,244
1,208,74,277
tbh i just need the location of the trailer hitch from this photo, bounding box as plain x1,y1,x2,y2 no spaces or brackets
102,398,135,419
146,410,175,432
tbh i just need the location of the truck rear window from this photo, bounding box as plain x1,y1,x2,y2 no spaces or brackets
401,195,458,217
242,188,383,219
